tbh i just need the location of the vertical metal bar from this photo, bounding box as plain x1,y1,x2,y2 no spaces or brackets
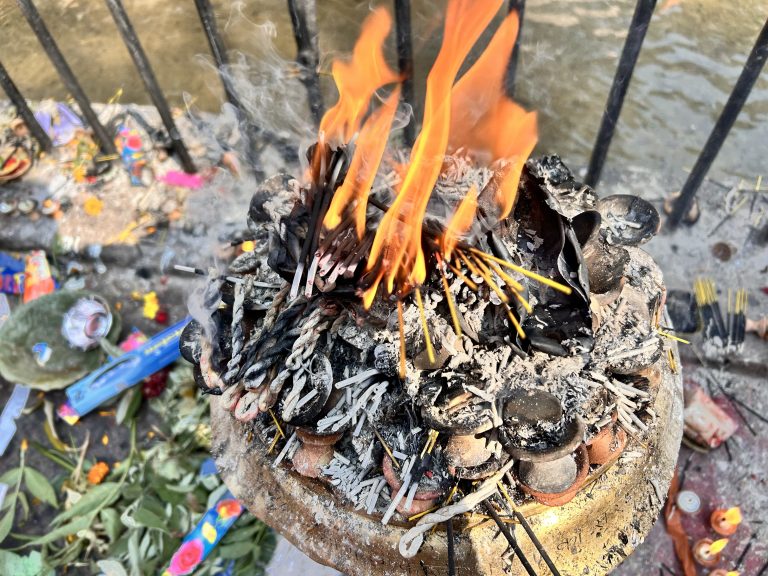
669,17,768,227
584,0,657,188
287,0,324,126
0,60,52,152
505,0,526,98
15,0,116,155
394,0,416,147
193,0,243,111
105,0,196,173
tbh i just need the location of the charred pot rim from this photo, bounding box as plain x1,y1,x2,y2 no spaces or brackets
518,444,591,507
500,415,586,463
420,394,495,435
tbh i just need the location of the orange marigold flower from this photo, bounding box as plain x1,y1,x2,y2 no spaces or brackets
87,461,110,485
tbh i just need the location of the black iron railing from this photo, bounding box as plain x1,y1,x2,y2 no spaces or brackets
1,0,766,217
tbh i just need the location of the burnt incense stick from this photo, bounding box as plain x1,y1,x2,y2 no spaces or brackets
734,532,756,569
660,563,677,576
716,383,758,436
500,476,561,576
484,501,538,576
446,518,456,576
728,394,768,425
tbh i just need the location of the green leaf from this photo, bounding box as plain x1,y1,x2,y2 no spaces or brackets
116,387,143,426
24,515,90,547
0,550,54,576
17,492,29,522
133,507,168,532
0,509,14,543
100,508,123,542
52,482,120,526
97,559,129,576
0,468,21,486
23,467,57,507
217,540,253,560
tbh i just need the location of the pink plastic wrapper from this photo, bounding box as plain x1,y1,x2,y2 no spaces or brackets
159,170,204,189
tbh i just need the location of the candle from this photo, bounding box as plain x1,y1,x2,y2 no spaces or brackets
676,490,701,515
711,506,742,536
693,538,729,568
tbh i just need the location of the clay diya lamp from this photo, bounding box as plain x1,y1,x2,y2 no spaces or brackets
292,427,344,480
382,455,443,516
445,433,510,481
518,444,590,507
586,412,627,465
500,389,589,507
693,537,729,568
711,506,742,536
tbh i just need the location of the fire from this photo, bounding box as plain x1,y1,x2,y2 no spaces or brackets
324,86,401,237
709,538,729,555
318,7,400,144
318,0,537,309
722,507,742,525
448,10,538,219
442,185,478,260
365,0,514,304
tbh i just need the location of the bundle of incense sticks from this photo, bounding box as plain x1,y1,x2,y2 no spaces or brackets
694,278,727,342
694,279,748,346
730,288,748,345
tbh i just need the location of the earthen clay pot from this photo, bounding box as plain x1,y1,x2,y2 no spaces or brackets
296,427,344,446
382,456,444,502
519,444,590,507
586,418,628,465
292,442,334,478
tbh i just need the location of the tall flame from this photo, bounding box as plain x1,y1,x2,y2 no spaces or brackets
709,538,729,555
442,184,478,260
364,0,505,304
319,7,400,143
323,86,401,237
448,10,538,219
722,507,742,525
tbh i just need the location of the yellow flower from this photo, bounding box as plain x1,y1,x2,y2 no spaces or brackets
143,292,160,319
83,195,104,216
201,521,217,544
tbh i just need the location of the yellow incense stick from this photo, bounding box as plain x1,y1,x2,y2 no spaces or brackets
469,247,573,295
397,300,407,380
414,288,436,365
436,255,463,338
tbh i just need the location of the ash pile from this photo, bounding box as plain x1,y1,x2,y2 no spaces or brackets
179,0,669,562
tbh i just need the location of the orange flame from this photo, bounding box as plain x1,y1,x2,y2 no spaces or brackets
324,86,401,237
442,184,478,260
319,7,400,143
364,0,505,305
449,10,538,219
722,507,742,525
708,538,729,555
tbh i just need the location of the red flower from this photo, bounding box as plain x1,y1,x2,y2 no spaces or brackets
215,499,243,521
168,539,204,575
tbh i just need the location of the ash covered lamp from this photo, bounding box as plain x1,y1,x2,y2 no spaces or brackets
711,506,742,536
693,537,729,568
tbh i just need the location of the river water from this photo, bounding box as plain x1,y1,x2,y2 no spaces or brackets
1,0,766,183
